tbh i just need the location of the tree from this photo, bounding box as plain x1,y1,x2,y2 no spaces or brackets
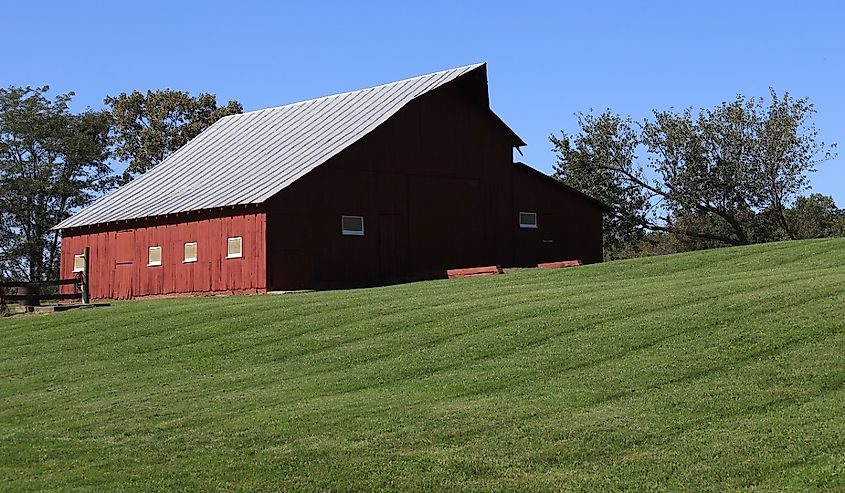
750,91,834,239
106,89,242,182
551,111,649,258
0,86,113,281
787,193,841,239
552,90,836,252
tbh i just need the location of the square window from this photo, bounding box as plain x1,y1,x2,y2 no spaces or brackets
72,254,86,273
148,246,162,266
519,212,538,229
342,215,364,236
227,237,243,258
184,242,197,263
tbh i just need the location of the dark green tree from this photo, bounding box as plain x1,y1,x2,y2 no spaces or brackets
552,90,835,252
0,86,113,281
105,89,242,182
786,193,842,239
551,111,649,258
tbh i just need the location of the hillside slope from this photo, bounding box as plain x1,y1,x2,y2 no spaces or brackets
2,239,844,492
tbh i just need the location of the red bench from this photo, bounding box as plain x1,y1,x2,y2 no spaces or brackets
537,260,583,269
446,265,504,279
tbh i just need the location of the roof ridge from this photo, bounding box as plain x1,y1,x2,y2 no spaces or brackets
232,62,485,118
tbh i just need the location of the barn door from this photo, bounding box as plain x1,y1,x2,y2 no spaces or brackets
378,213,406,281
113,230,134,299
539,213,564,264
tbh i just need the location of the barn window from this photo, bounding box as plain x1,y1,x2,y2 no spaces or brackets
519,212,538,229
148,246,162,266
227,237,243,258
72,254,86,273
184,242,197,263
341,215,365,236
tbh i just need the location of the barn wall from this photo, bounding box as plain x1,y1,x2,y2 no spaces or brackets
264,80,604,290
60,70,603,296
511,166,605,266
60,212,266,299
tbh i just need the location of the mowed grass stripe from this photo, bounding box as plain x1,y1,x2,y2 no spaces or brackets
1,238,844,492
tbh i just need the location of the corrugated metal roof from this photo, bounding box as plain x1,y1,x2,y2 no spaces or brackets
55,63,492,230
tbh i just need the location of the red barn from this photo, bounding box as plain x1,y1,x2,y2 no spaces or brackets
55,63,607,299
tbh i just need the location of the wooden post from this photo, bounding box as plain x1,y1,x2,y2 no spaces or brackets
81,246,90,305
0,282,7,315
18,284,40,307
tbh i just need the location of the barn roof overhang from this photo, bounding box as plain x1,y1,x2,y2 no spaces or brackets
490,109,526,148
513,162,612,212
57,203,264,236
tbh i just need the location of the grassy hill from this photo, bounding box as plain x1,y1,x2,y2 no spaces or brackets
2,239,844,492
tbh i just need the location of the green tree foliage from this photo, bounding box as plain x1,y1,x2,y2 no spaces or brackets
553,90,836,253
106,90,242,182
636,196,842,257
0,86,113,281
550,112,649,258
787,193,843,239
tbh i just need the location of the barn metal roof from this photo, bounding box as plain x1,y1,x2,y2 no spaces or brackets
55,63,506,230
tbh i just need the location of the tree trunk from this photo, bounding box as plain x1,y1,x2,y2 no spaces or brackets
776,205,796,240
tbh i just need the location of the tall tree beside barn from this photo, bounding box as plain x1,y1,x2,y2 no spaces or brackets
0,86,113,281
552,90,836,254
106,90,243,182
551,111,649,258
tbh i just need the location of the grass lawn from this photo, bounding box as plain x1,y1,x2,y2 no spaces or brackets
2,238,844,491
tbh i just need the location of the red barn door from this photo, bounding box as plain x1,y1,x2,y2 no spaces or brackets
113,230,134,299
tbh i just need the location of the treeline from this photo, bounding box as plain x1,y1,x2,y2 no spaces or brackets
552,90,841,259
0,86,242,281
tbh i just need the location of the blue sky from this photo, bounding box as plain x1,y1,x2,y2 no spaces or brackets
5,0,843,203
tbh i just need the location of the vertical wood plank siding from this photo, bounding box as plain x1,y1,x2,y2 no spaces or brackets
60,213,266,299
264,77,605,290
58,67,604,298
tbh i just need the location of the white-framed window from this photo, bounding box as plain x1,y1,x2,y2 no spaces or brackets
184,242,197,263
341,215,365,236
72,254,86,273
519,211,538,229
227,237,243,259
148,246,162,266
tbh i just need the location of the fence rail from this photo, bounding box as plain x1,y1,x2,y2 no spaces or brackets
3,292,87,301
0,247,90,314
2,278,81,288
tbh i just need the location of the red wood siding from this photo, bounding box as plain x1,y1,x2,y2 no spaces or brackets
59,71,603,296
264,79,604,290
511,166,604,266
61,212,266,299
